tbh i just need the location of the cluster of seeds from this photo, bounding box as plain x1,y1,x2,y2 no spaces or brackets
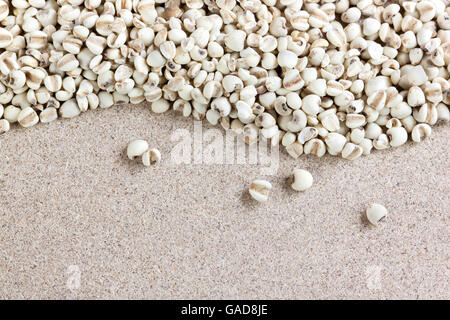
0,0,448,160
127,139,161,166
249,168,313,201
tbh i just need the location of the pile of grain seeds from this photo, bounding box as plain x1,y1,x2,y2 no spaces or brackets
0,0,449,161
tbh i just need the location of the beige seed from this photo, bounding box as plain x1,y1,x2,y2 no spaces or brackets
0,27,13,48
319,112,340,132
259,35,278,53
98,92,114,108
304,138,326,157
424,83,443,104
309,7,329,28
359,138,373,155
436,104,449,122
0,0,8,21
160,41,176,60
341,142,363,160
142,148,161,166
373,134,390,150
3,105,21,123
307,79,327,97
63,37,83,54
367,90,387,111
59,99,81,118
0,118,10,134
405,65,428,87
287,110,307,133
407,86,426,107
411,123,432,142
17,107,39,128
363,18,381,36
325,132,347,155
255,113,276,129
277,50,298,68
127,139,149,160
366,203,388,226
57,54,79,72
413,103,438,125
249,179,272,202
39,107,58,123
327,26,347,48
151,98,170,113
222,75,243,93
285,142,303,159
281,131,295,148
7,70,26,90
346,114,366,129
44,75,62,92
326,81,344,97
225,30,246,52
86,33,106,55
291,169,313,192
25,31,47,49
298,127,318,144
206,109,220,126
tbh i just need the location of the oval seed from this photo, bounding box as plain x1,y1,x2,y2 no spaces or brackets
411,123,432,142
291,169,313,192
17,107,39,128
249,179,272,203
387,127,408,147
0,27,13,48
142,148,161,166
0,0,445,166
3,105,21,123
0,119,10,134
366,203,388,226
40,107,58,123
59,99,81,118
127,139,149,160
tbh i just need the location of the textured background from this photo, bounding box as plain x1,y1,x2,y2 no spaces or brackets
0,103,448,299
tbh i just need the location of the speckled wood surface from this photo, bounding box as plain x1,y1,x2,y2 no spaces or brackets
0,103,448,299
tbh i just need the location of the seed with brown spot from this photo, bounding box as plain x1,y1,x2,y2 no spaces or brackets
0,27,13,48
17,107,39,128
249,180,272,202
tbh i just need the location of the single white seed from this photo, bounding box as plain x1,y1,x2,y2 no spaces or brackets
366,203,388,226
3,106,21,123
0,119,10,134
59,99,81,118
387,126,408,147
291,169,313,192
127,139,149,160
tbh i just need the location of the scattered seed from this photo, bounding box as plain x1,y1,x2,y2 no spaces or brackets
142,148,161,166
249,179,272,202
127,139,149,160
291,169,313,192
366,203,388,226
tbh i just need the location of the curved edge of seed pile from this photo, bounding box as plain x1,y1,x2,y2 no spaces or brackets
0,1,449,162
